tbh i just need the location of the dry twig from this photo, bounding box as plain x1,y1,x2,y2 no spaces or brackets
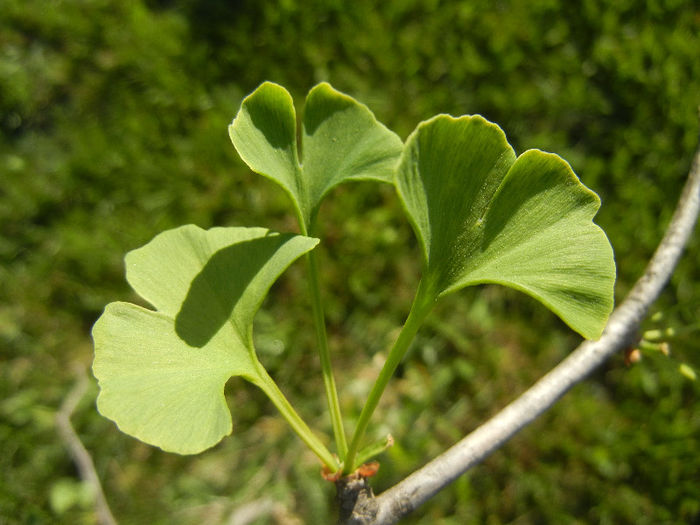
56,370,117,525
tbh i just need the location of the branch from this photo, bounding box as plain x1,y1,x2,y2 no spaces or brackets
56,370,118,525
227,497,285,525
343,133,700,525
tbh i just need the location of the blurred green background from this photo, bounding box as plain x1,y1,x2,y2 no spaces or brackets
1,0,699,523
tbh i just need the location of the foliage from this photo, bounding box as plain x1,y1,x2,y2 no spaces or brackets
395,114,614,338
92,81,615,479
1,0,698,523
92,226,322,456
230,81,403,232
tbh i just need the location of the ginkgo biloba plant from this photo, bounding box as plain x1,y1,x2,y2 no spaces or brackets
91,82,616,482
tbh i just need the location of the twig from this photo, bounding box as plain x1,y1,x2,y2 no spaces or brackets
56,370,118,525
343,135,700,524
227,497,284,525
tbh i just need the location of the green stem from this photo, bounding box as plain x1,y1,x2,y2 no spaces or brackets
355,434,394,467
305,250,348,458
344,283,435,473
251,362,340,471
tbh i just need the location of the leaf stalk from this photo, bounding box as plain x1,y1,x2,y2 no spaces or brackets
252,363,340,470
344,283,435,473
305,249,349,458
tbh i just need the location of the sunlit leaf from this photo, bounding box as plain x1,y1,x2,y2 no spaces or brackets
229,81,403,230
397,115,615,339
92,225,318,453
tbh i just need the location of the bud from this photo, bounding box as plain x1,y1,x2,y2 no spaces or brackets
624,348,642,366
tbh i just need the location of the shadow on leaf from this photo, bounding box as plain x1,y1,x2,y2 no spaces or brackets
175,235,291,348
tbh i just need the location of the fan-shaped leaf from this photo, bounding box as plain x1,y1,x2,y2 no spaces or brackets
229,81,403,230
92,225,318,453
397,115,615,339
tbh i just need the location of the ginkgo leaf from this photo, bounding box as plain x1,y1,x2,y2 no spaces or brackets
396,115,615,339
92,225,319,454
229,81,403,231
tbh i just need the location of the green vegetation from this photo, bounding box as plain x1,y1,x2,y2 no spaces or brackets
1,1,698,523
91,81,615,480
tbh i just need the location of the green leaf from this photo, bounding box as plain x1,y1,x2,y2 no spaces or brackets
92,225,318,454
397,115,615,339
229,81,403,231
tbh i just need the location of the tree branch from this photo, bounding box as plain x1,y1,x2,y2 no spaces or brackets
56,370,118,525
342,133,700,524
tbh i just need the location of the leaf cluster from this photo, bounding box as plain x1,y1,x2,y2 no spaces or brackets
92,81,615,475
